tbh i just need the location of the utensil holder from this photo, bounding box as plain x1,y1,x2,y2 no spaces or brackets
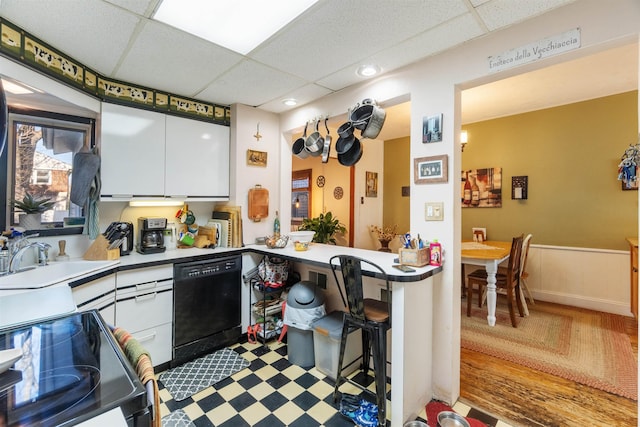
83,235,120,260
398,247,429,267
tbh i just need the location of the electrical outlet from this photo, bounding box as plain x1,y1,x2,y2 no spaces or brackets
425,202,444,221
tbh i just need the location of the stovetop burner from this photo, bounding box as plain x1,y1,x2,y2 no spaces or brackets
0,311,147,426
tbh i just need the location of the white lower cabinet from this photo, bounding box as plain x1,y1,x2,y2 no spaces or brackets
115,264,173,366
70,274,116,325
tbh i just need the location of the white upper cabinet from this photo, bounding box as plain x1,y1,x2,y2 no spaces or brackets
100,103,230,200
165,115,230,199
100,103,166,198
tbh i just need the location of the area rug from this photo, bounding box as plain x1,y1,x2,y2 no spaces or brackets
159,348,249,401
461,300,637,400
161,409,194,427
425,401,487,427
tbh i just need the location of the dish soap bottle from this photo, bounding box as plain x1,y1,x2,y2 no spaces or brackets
429,239,442,267
273,211,280,238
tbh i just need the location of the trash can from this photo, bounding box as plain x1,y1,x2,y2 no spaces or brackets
284,281,325,367
312,311,362,381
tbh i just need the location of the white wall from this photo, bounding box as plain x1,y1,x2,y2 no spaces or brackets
278,0,640,405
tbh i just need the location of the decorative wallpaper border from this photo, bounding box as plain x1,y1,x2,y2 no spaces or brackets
0,17,230,125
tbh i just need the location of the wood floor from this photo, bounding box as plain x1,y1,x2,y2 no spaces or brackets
459,301,638,427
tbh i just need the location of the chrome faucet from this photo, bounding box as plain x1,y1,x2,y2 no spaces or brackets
9,242,52,273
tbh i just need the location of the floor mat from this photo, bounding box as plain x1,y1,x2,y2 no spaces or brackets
159,348,249,401
161,409,195,427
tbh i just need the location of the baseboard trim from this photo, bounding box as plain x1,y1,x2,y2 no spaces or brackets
532,290,633,317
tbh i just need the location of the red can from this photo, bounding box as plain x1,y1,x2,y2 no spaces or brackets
429,240,442,266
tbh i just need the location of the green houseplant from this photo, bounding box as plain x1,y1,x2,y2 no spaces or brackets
12,192,55,229
299,211,346,244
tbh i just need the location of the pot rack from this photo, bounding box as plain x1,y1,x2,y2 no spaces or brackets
292,99,386,167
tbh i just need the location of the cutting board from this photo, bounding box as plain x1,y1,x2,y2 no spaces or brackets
248,185,269,222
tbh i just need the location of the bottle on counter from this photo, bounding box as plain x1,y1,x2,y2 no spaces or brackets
429,239,442,267
463,171,472,205
470,174,480,206
0,241,9,275
273,211,280,238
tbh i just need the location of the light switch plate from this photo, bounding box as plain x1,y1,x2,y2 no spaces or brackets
425,202,444,221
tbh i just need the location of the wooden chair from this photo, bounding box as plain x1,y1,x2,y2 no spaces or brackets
499,233,534,315
466,235,524,327
330,255,391,427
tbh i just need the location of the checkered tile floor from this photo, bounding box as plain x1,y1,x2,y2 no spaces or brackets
157,340,512,427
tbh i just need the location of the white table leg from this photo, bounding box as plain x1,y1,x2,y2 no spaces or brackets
486,261,498,326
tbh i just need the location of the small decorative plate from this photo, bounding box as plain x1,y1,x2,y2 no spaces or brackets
316,175,325,187
334,186,344,200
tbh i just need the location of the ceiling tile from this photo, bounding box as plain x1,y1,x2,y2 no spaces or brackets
115,20,243,96
0,0,140,75
104,0,158,16
475,0,576,31
251,0,468,82
258,84,333,113
195,60,307,107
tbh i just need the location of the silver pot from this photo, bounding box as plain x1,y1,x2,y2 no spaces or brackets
304,119,324,156
350,98,386,139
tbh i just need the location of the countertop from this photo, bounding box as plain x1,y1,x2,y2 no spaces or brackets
0,242,440,292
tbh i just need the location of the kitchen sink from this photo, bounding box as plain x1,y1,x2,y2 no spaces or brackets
0,260,119,290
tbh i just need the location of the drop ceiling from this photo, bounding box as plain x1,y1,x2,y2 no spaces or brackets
0,0,637,141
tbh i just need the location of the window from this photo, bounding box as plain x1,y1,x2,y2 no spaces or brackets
4,109,94,230
291,169,311,224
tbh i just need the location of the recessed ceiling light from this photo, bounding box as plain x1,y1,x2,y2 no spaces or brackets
282,98,297,106
154,0,319,55
357,64,381,77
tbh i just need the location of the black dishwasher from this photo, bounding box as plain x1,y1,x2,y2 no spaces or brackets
173,255,242,366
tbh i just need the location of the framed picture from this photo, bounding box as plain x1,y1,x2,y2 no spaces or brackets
461,167,502,207
414,155,448,184
422,114,443,143
366,171,378,197
247,149,267,167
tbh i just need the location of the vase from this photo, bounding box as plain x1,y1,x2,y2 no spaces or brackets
378,239,392,252
19,213,41,230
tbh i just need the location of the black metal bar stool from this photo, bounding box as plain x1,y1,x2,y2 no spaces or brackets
330,255,391,427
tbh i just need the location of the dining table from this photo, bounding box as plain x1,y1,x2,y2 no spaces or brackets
461,240,512,326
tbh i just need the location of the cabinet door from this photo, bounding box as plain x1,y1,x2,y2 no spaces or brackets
100,103,166,198
165,115,230,199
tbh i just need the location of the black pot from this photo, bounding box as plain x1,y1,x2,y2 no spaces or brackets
335,133,355,154
337,136,363,166
292,122,309,159
337,121,354,139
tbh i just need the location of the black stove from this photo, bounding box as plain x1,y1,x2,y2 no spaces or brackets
0,310,148,426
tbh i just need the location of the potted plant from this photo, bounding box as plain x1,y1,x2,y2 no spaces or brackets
369,224,398,252
12,192,55,229
299,211,346,244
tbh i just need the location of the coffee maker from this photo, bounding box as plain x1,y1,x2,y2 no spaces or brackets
136,217,167,254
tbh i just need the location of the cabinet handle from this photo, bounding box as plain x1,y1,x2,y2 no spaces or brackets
136,281,158,291
135,332,156,343
135,292,157,302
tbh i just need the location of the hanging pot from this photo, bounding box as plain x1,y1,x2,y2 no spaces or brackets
322,117,331,163
304,119,324,156
337,136,363,166
292,122,309,159
335,133,355,154
360,100,386,139
337,121,354,139
350,99,386,138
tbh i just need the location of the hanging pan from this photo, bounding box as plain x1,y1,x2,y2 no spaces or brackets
322,117,331,163
292,122,309,159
